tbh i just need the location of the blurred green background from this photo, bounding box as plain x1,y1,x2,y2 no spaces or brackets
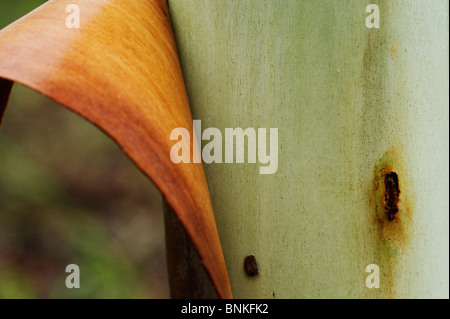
0,0,169,298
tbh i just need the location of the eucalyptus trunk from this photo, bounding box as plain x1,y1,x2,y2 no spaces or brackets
167,0,449,298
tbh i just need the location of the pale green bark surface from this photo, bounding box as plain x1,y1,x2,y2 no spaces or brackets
169,0,449,298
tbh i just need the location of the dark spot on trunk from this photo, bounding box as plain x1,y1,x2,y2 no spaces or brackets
385,172,400,221
244,255,258,277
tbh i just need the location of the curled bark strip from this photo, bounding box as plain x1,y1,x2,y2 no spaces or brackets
0,0,231,298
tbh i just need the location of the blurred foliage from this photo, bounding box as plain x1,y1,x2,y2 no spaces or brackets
0,0,48,29
0,1,169,298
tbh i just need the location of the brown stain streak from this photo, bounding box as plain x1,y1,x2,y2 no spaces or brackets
384,171,400,221
372,149,414,298
390,43,398,57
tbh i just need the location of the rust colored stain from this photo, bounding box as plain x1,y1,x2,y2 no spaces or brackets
244,255,258,277
372,150,413,250
371,149,415,298
391,43,398,57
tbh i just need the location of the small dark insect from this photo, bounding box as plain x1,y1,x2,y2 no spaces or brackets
384,171,400,221
244,255,258,277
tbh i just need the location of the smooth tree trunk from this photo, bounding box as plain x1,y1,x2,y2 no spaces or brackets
167,0,449,298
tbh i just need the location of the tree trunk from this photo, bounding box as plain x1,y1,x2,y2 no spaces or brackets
167,0,449,298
